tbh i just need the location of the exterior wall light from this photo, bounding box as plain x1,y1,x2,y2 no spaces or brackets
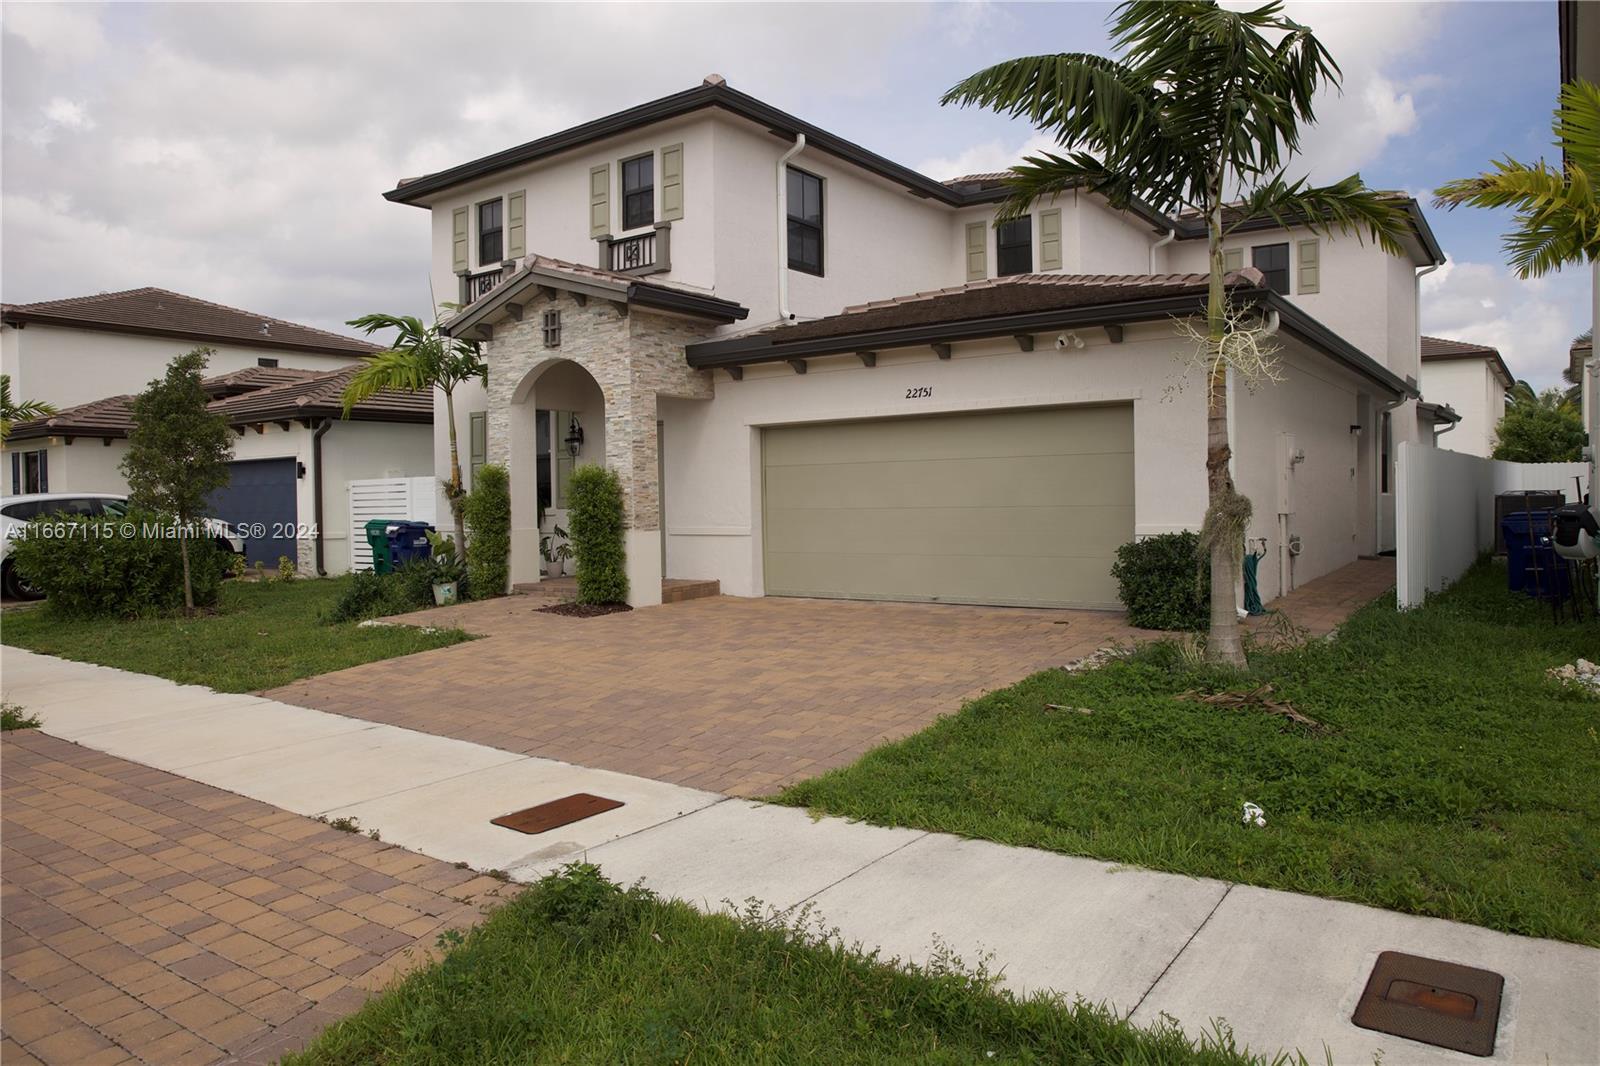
1349,424,1363,435
564,417,585,458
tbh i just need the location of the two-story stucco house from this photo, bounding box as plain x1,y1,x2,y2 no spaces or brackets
1418,336,1513,458
384,76,1449,610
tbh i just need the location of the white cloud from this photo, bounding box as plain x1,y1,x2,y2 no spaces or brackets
1421,260,1591,388
42,97,93,130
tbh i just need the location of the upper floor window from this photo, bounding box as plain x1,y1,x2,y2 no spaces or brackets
1252,242,1290,294
622,154,654,231
257,357,278,368
787,167,823,276
996,217,1032,276
478,199,503,265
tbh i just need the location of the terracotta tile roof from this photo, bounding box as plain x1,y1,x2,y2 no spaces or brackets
1421,335,1514,388
7,366,429,441
762,270,1261,344
209,365,432,424
0,287,381,357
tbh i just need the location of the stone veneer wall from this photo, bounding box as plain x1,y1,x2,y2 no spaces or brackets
482,289,714,531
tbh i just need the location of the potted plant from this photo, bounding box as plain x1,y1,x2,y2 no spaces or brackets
425,531,466,605
540,525,573,578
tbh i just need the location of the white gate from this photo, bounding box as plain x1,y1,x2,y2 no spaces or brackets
347,476,438,572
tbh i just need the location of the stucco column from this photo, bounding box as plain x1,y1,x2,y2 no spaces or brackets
505,391,541,586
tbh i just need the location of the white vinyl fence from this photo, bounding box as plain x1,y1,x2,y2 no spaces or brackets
347,476,438,572
1395,442,1590,607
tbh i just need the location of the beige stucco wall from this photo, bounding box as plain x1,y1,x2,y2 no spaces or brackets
0,322,363,411
1420,358,1504,457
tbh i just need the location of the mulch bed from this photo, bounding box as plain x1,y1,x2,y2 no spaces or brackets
537,602,632,618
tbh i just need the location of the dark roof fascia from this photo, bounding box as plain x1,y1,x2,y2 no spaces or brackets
627,282,747,323
685,287,1414,399
387,84,969,208
1418,401,1463,424
0,310,375,358
4,423,128,443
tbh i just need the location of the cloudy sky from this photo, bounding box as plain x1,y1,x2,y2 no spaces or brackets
1,1,1587,387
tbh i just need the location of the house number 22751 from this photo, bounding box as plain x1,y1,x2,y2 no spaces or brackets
905,386,933,399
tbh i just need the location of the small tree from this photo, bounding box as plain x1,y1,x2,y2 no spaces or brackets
0,374,55,443
942,0,1410,664
121,348,234,611
1491,389,1586,462
343,312,487,551
462,463,511,597
566,466,628,605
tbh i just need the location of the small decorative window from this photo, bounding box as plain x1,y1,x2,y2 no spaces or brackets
621,153,654,231
257,357,279,368
787,167,823,276
1251,242,1290,294
478,199,503,265
542,309,561,348
996,217,1032,276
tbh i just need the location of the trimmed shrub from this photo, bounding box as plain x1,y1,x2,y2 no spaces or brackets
567,466,628,605
463,464,510,598
8,511,220,618
1110,531,1210,631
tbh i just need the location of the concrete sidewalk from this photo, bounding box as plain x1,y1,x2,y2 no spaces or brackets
5,647,1597,1066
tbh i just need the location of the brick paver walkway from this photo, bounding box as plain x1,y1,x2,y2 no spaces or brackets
1,731,510,1066
265,559,1394,798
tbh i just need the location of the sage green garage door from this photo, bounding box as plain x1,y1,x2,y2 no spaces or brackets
762,404,1134,609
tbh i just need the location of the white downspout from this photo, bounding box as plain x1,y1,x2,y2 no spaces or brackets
776,133,806,322
1149,228,1175,273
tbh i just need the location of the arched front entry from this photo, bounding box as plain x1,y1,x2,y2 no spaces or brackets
506,358,607,587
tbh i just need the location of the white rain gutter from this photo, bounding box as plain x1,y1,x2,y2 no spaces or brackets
1149,228,1175,272
777,133,807,322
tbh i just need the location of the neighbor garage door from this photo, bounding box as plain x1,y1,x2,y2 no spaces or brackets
762,405,1133,609
209,457,298,565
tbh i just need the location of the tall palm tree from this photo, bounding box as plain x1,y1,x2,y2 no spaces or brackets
343,312,487,550
943,0,1410,665
0,374,55,444
1434,80,1600,278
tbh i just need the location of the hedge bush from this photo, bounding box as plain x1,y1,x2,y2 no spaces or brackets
463,464,510,598
7,511,220,618
1109,531,1210,631
567,466,628,605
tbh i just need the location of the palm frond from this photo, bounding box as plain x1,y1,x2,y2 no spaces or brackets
340,350,432,415
1230,173,1412,256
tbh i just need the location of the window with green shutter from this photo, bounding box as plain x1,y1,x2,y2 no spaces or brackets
589,164,610,238
660,143,684,221
507,190,526,259
1039,208,1063,271
965,221,987,281
1296,238,1320,294
451,206,469,272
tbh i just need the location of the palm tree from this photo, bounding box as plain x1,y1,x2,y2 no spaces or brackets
1434,80,1600,278
943,0,1410,665
343,312,487,550
1563,328,1591,408
0,374,55,444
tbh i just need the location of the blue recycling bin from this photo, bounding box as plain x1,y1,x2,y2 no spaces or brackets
385,521,435,569
1500,511,1569,599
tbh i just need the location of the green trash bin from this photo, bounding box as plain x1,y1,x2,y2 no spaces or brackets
364,519,398,574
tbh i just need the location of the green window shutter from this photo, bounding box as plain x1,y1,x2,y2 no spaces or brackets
469,412,486,481
965,221,987,281
451,206,469,272
1296,238,1320,294
507,191,526,260
1223,247,1244,273
1039,208,1063,271
660,143,684,222
589,164,610,238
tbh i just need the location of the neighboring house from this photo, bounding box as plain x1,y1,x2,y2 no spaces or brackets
383,76,1447,609
1419,336,1512,457
0,287,379,409
3,366,432,576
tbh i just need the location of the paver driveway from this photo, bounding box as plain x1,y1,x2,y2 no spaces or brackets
265,559,1395,798
265,595,1137,797
1,730,510,1066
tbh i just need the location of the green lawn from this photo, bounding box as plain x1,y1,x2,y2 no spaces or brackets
778,561,1600,946
288,863,1296,1066
0,577,470,692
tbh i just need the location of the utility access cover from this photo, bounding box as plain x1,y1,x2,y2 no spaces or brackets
1351,950,1504,1057
492,793,624,835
